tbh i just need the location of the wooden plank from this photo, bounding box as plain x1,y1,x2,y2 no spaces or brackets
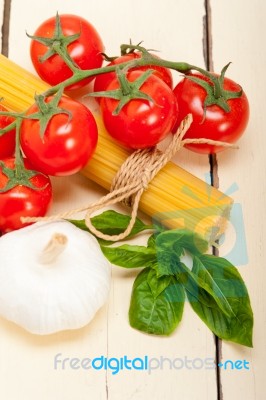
211,0,265,399
0,1,219,399
0,0,8,55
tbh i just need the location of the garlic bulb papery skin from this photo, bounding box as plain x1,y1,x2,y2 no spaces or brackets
0,220,111,335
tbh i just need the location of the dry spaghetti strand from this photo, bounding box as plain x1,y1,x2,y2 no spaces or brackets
21,114,236,241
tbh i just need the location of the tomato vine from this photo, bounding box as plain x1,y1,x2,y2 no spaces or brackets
0,12,249,229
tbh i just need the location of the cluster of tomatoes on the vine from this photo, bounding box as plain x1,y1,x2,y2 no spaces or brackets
0,14,250,235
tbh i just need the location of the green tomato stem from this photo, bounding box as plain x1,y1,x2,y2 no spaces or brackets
0,119,16,136
43,57,193,97
52,42,80,74
0,39,240,191
14,118,24,170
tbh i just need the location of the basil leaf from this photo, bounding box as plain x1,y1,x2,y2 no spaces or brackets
155,229,208,256
129,268,185,335
69,210,153,243
147,233,156,249
155,250,180,277
101,244,156,268
186,255,253,347
193,256,236,317
177,262,235,318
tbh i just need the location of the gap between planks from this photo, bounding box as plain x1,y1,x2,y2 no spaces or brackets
203,1,223,400
1,0,11,56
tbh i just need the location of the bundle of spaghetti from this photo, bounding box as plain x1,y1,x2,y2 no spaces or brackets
0,53,233,243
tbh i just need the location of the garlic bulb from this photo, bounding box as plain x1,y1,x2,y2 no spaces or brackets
0,220,111,335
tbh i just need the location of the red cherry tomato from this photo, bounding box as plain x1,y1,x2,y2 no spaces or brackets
94,52,173,100
100,71,178,149
0,158,52,234
30,14,104,90
173,73,250,154
0,105,16,159
20,96,98,176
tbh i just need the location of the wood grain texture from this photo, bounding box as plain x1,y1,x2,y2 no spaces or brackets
211,0,266,399
2,1,217,400
0,0,10,56
0,0,262,399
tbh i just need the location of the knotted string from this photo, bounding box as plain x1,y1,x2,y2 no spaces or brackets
21,114,237,241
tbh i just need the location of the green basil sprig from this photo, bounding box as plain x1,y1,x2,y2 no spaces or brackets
70,210,253,347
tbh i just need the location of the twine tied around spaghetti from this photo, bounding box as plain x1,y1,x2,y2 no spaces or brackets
21,114,237,241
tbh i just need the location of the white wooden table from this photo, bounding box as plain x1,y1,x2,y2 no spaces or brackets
0,1,265,399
